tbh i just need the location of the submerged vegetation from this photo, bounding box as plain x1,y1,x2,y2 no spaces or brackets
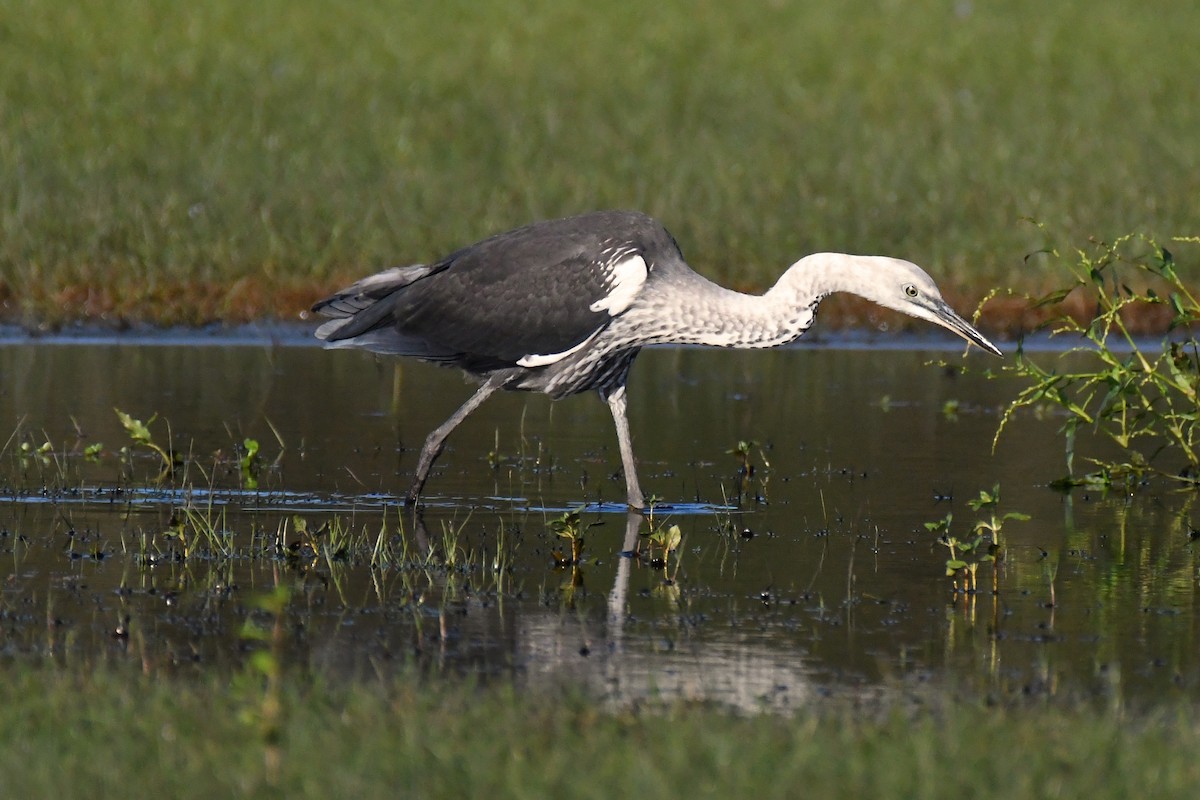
3,0,1200,326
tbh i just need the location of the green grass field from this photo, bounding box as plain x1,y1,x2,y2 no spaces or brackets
2,0,1198,324
1,668,1197,799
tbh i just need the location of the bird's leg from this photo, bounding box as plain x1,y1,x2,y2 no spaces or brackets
604,384,646,510
406,376,504,505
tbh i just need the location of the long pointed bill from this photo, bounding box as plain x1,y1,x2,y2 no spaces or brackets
930,299,1003,356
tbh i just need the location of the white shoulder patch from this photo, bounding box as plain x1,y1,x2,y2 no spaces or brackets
589,254,648,316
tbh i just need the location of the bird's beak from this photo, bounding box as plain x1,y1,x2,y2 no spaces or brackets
930,299,1003,356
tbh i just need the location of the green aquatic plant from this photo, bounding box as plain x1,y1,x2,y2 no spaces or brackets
638,505,685,583
726,439,759,474
286,515,353,566
115,408,177,478
928,515,982,594
967,484,1030,562
240,437,260,489
485,521,513,596
726,438,771,505
437,514,473,569
549,508,600,566
653,524,684,587
162,500,235,560
640,521,682,567
16,439,57,482
927,485,1028,594
989,231,1200,489
19,440,52,459
486,428,507,470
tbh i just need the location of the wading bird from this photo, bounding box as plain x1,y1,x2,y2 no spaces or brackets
313,210,1001,508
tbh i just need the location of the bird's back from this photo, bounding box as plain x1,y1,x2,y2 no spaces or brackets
312,211,686,383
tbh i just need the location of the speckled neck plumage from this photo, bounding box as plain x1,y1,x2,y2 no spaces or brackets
611,253,855,350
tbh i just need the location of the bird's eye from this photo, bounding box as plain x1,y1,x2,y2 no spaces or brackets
904,284,919,298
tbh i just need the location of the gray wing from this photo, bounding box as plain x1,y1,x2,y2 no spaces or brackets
311,211,673,370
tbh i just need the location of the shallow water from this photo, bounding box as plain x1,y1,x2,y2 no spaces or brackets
1,335,1197,711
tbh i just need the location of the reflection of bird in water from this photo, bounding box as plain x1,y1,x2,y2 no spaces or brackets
313,210,1001,507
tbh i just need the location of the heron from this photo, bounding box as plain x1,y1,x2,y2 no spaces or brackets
312,210,1001,508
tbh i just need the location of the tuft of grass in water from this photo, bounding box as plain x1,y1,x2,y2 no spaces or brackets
3,0,1200,326
1,667,1199,799
988,230,1200,489
1,411,514,581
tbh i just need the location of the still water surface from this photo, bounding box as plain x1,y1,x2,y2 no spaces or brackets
0,334,1197,710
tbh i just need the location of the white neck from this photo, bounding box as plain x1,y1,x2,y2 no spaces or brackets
631,253,871,349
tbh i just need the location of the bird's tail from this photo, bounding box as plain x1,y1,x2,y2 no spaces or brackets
311,264,433,342
310,263,460,360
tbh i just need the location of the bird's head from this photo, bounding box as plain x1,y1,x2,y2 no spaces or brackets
804,254,1002,356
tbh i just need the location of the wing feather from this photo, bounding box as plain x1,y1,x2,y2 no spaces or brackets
310,211,675,370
